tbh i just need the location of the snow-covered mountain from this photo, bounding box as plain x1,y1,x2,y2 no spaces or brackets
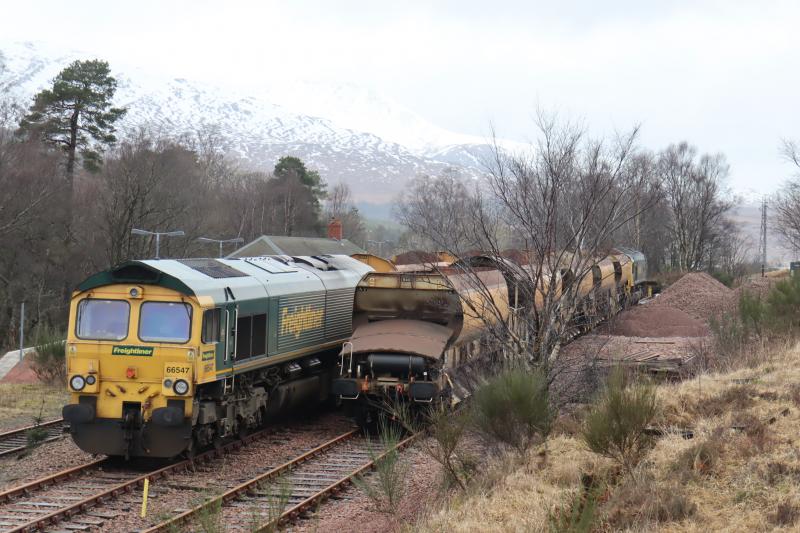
0,41,502,204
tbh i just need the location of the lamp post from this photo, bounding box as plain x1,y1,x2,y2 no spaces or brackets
367,239,386,257
131,228,185,259
197,237,245,258
18,301,24,362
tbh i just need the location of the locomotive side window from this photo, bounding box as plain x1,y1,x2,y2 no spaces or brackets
235,313,267,359
201,308,222,344
76,299,130,341
139,302,192,343
236,315,252,359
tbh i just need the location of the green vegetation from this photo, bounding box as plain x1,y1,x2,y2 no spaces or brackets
392,399,474,492
711,270,735,288
471,367,553,455
25,425,49,449
196,499,223,533
547,485,600,533
353,419,407,515
274,155,327,211
19,59,127,177
762,274,800,332
581,368,658,478
711,275,800,367
248,475,292,532
31,325,67,385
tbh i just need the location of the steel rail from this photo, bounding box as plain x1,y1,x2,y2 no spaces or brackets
0,457,108,504
3,426,274,533
143,429,360,533
259,431,419,531
0,419,65,458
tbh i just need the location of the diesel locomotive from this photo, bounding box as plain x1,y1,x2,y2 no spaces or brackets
62,255,372,458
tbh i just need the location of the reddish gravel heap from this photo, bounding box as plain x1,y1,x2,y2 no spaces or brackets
603,305,708,337
653,272,732,322
0,354,40,384
601,272,727,338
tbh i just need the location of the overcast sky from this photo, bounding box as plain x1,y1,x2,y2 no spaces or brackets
3,0,799,195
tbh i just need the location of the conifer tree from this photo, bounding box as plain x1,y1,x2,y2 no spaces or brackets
274,155,327,206
19,59,127,189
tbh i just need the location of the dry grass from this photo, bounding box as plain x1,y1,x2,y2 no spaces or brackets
418,435,610,532
0,383,68,430
415,341,800,532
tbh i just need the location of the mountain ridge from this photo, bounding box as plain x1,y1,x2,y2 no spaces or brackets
0,40,498,203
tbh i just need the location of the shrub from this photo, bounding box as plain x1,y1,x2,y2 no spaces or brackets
353,419,407,515
31,325,66,385
764,274,800,332
581,368,658,478
739,290,765,338
471,367,553,455
392,400,475,492
548,483,601,533
426,403,475,491
711,270,734,288
709,311,748,365
26,426,49,448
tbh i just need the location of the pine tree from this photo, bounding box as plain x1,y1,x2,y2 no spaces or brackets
19,59,127,188
274,156,327,206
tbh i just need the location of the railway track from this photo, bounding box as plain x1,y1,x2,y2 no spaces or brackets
146,429,417,532
0,427,277,533
0,420,65,458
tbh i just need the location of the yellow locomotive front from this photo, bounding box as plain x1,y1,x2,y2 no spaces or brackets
63,282,203,458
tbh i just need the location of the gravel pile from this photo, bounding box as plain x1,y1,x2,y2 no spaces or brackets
652,272,732,322
603,272,731,338
603,306,708,338
0,355,39,384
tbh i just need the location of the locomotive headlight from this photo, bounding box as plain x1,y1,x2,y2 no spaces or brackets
85,375,96,385
70,375,86,391
129,288,139,298
163,378,173,389
173,379,189,395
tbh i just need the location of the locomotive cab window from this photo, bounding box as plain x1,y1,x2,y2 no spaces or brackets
139,302,192,343
202,308,222,344
76,299,130,341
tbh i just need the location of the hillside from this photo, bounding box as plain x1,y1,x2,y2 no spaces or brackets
418,340,800,532
0,41,509,203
